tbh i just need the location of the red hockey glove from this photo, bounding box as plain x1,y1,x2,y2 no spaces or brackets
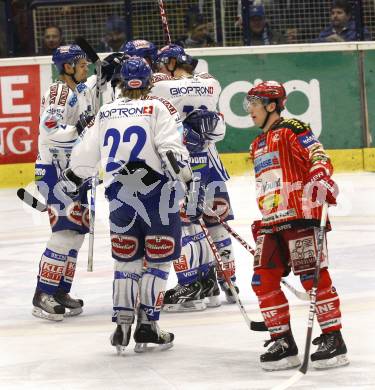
251,220,262,241
308,167,339,205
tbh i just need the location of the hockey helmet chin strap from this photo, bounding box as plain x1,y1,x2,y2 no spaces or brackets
260,100,277,129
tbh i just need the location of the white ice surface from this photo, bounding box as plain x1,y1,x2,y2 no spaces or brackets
0,172,374,390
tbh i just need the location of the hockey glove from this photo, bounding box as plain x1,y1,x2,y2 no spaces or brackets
58,168,84,198
308,167,339,205
101,52,125,83
180,176,205,223
183,124,206,153
251,219,262,241
184,109,220,137
76,113,95,135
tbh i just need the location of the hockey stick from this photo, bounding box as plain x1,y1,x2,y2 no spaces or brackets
271,203,329,390
158,0,172,45
202,201,309,301
17,188,47,212
75,36,102,272
166,150,267,332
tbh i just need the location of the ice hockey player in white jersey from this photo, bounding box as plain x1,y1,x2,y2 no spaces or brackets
60,57,193,353
32,44,120,321
150,44,239,310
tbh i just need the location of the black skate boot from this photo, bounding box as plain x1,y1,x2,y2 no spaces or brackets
219,280,239,304
260,331,301,371
133,321,174,353
310,330,349,369
163,281,206,312
54,287,83,317
32,288,65,321
201,267,221,308
110,324,132,355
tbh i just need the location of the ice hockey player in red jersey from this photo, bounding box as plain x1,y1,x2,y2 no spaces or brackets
245,81,349,371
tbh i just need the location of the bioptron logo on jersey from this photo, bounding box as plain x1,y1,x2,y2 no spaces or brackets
0,65,40,164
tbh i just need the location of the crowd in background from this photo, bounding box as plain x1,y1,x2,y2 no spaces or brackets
0,0,373,58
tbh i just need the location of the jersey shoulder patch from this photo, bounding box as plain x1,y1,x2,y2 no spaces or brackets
151,73,173,83
144,95,177,115
276,118,311,135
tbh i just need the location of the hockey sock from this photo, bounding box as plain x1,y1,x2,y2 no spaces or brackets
252,269,290,338
59,233,84,293
208,224,236,282
112,258,143,323
300,269,342,333
139,262,170,321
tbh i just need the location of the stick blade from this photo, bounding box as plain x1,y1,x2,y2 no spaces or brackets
270,371,304,390
74,36,99,63
17,187,47,212
250,320,268,332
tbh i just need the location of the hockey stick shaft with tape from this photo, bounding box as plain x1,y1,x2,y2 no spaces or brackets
166,150,267,332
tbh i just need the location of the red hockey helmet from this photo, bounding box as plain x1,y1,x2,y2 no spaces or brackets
244,81,287,112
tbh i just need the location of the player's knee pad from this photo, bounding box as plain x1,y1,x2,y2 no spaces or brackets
207,224,235,281
300,268,332,292
140,262,171,321
251,268,284,297
112,258,143,323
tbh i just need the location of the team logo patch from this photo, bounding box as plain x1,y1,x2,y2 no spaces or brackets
111,235,138,258
44,117,57,129
40,261,64,283
82,207,90,228
289,236,316,274
145,235,175,259
155,292,165,309
67,202,83,226
65,261,76,279
48,205,58,227
173,255,189,271
128,79,143,88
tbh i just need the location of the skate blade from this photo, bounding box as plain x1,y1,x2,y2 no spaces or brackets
63,307,83,317
312,354,350,370
261,355,301,371
134,341,173,353
205,295,222,308
32,307,64,322
162,300,207,312
114,345,126,356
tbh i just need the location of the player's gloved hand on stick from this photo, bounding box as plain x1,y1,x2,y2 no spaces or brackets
308,167,339,205
251,219,262,241
180,176,205,223
100,52,125,84
76,113,95,135
58,168,84,198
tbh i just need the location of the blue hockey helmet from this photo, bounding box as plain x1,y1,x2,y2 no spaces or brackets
121,40,158,65
52,45,87,73
157,44,198,70
120,57,152,89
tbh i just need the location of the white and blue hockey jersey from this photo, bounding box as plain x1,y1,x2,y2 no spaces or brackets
69,95,189,185
37,75,98,169
151,72,229,181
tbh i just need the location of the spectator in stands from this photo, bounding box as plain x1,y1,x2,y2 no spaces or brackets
40,25,64,55
246,4,286,45
316,0,371,42
98,16,127,52
176,6,215,48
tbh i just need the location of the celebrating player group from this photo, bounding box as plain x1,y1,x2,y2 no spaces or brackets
29,37,349,372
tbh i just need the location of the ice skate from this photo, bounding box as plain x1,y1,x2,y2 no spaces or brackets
201,267,221,308
133,321,174,353
110,324,132,355
311,330,349,369
163,281,206,312
260,332,301,371
32,289,65,321
219,280,239,304
54,287,83,317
